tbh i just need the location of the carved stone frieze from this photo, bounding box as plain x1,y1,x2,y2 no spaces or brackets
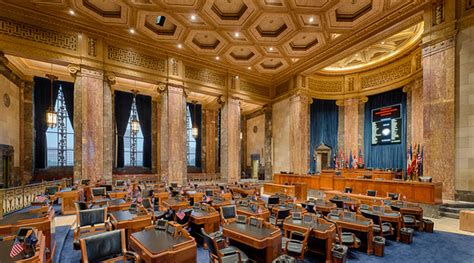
240,80,270,97
184,65,226,87
360,60,411,89
308,77,343,93
88,37,97,57
0,17,78,51
107,45,166,72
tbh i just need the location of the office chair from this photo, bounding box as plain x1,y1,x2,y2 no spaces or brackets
282,228,311,261
80,229,139,262
269,208,291,228
91,187,108,203
201,229,249,263
220,205,237,224
387,193,400,200
367,190,377,197
74,207,111,249
361,210,393,237
344,187,353,194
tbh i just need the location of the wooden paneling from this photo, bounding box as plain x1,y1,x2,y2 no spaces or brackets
263,183,307,202
274,174,442,204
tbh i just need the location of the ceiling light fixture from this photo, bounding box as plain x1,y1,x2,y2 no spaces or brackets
190,15,196,21
68,9,75,15
269,47,274,51
247,66,251,70
234,32,240,37
215,56,220,60
309,17,314,23
177,44,183,48
129,28,135,34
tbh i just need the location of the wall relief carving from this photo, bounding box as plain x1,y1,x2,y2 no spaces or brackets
0,17,78,51
307,78,343,93
240,80,270,97
275,81,289,96
107,45,166,72
360,60,411,89
184,65,226,87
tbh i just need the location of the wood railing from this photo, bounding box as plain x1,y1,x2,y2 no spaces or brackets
0,178,71,217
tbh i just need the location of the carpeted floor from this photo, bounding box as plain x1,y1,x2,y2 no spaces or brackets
54,227,474,263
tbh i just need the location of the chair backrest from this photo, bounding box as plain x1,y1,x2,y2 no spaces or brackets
331,199,344,208
115,180,125,187
201,229,219,258
221,205,237,220
278,208,291,219
343,187,352,194
78,207,107,227
361,210,380,224
367,190,377,197
142,198,152,210
171,183,178,188
74,201,88,211
81,229,124,262
142,189,153,198
92,187,106,197
268,196,279,205
99,184,113,192
45,186,59,195
305,203,315,213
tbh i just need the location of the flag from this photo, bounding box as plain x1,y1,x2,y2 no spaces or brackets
35,195,48,203
176,210,185,220
351,204,354,211
358,149,363,165
352,150,358,169
407,145,412,177
10,239,23,258
411,144,417,177
206,196,211,202
420,145,424,177
349,151,353,169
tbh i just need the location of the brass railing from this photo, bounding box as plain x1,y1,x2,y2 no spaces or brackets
0,178,71,218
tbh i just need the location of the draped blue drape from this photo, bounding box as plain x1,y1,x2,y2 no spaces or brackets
188,103,202,168
310,99,339,173
364,88,407,170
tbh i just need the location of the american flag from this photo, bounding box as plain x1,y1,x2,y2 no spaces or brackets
176,210,185,220
10,239,23,258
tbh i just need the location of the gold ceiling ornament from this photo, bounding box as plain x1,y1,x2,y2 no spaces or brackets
335,100,345,107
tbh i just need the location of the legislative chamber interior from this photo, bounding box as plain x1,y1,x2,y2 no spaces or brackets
1,1,474,263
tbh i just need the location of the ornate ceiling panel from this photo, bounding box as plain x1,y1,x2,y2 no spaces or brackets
322,22,423,72
0,0,428,81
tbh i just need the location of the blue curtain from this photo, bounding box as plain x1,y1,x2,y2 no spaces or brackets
135,94,152,168
364,88,407,170
188,103,202,168
310,99,339,173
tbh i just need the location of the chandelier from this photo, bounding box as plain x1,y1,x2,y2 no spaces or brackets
45,68,58,128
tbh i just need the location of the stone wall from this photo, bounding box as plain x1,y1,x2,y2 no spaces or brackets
0,74,20,167
246,114,265,167
455,25,474,199
272,99,290,173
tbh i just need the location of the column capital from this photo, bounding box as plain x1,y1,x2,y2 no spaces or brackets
358,96,368,104
217,95,226,105
67,64,80,78
104,72,116,86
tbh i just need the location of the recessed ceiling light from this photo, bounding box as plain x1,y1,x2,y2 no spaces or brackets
190,15,196,21
68,9,75,15
309,17,314,23
247,66,251,70
215,56,220,60
177,44,183,48
235,76,239,79
269,47,274,51
381,41,385,45
234,32,240,37
129,28,135,34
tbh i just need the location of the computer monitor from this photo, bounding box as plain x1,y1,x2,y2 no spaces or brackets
115,180,125,187
249,217,260,227
205,190,213,197
166,223,176,236
100,184,113,192
236,215,247,224
292,212,302,221
81,179,90,186
221,206,236,219
303,214,313,223
155,219,167,231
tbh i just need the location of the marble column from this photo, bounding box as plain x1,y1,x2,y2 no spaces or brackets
152,99,160,174
69,65,111,183
203,109,218,174
160,85,187,185
220,97,241,183
264,105,273,180
289,94,310,174
20,81,33,184
422,37,455,200
343,98,360,155
410,78,424,145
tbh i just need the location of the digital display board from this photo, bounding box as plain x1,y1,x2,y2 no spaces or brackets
371,104,402,145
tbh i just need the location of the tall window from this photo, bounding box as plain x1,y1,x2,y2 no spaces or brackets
124,99,144,167
186,105,196,166
46,86,74,167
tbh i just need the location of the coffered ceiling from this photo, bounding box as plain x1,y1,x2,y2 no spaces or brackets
0,0,427,84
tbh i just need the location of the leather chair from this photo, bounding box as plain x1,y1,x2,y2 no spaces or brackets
220,205,237,224
270,208,291,228
74,201,90,211
330,199,344,209
305,203,316,213
80,229,139,263
201,228,249,263
361,210,393,237
333,223,361,249
402,215,421,229
367,190,377,197
73,207,111,249
175,209,192,229
282,228,311,261
45,186,60,203
91,187,108,203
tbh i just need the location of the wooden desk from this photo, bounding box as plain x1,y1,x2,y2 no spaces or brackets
326,214,374,255
0,230,46,263
130,227,196,263
107,198,132,212
303,200,337,215
283,218,335,263
390,202,424,230
325,191,389,206
56,189,82,215
153,192,169,209
0,207,54,262
210,199,231,210
271,205,305,216
109,210,152,237
228,186,256,197
274,174,442,204
108,190,127,199
360,208,402,241
237,206,270,221
263,183,296,197
223,222,281,263
162,199,190,211
190,209,220,233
